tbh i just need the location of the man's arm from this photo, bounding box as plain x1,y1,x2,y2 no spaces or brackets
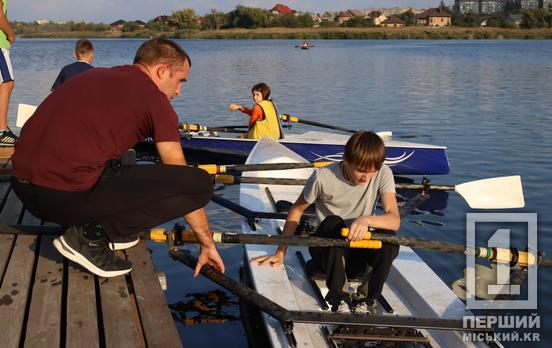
0,4,15,44
156,141,225,275
348,192,400,241
251,191,311,267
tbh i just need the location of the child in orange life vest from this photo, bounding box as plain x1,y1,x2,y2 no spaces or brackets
228,82,283,140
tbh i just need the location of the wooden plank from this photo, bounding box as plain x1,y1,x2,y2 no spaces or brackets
0,234,37,348
126,241,183,348
0,234,15,281
0,183,24,225
66,261,100,348
23,235,64,347
99,272,143,348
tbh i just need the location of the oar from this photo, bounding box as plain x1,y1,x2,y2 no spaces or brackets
213,175,525,209
149,228,382,249
280,114,393,138
180,123,245,134
150,228,549,268
338,228,543,268
198,161,333,175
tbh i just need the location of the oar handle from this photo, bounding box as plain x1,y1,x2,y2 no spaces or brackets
180,122,244,134
341,228,372,240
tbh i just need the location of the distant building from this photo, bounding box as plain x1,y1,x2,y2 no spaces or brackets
364,7,417,17
320,11,335,21
380,16,406,27
35,19,50,25
366,11,388,25
153,15,170,24
455,0,552,13
335,9,364,24
271,4,297,16
416,7,452,27
519,0,540,8
480,0,507,13
134,20,146,28
110,19,126,31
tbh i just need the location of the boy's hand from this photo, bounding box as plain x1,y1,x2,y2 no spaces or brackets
251,251,284,267
228,104,241,111
348,216,371,241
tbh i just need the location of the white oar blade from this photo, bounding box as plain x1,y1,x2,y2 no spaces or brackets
455,175,524,209
376,131,393,139
16,103,38,128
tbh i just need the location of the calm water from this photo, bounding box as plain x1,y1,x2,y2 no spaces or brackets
7,39,552,347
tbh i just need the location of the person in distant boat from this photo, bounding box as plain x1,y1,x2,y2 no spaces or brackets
12,38,225,279
228,82,283,140
301,41,309,48
51,38,95,91
0,0,17,145
252,131,400,314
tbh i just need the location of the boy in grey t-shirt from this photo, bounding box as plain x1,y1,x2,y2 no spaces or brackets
252,131,400,313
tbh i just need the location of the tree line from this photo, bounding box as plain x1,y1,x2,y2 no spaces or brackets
11,5,552,34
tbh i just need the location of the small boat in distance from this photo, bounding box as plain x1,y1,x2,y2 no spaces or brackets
295,41,314,49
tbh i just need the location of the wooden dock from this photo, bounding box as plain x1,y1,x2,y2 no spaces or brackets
0,148,183,348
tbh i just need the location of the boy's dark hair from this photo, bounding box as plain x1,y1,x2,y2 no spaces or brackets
343,131,386,171
133,38,191,69
75,39,94,57
252,83,271,100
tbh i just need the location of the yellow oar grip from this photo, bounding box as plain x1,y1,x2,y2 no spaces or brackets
198,164,221,175
281,114,299,123
349,240,382,249
313,161,333,168
182,123,206,132
518,251,537,267
341,228,371,240
214,174,235,185
149,227,168,243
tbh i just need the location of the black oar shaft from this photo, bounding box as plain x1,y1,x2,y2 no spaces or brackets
208,162,330,174
215,175,457,192
215,175,305,186
170,250,482,332
180,123,245,134
281,114,358,133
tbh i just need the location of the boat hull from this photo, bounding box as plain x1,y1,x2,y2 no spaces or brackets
181,132,450,175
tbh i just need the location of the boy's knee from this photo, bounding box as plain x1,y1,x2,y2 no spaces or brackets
382,243,400,260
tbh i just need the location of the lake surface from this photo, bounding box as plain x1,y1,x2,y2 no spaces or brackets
7,39,552,347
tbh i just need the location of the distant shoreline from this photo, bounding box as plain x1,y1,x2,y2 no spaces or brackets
19,27,552,40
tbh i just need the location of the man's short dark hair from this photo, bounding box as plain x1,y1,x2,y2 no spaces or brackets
343,131,386,171
133,38,191,69
252,83,271,100
75,39,94,56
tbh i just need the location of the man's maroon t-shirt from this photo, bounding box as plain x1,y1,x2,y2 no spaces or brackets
12,65,181,191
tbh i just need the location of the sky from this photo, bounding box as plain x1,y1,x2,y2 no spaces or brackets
8,0,453,23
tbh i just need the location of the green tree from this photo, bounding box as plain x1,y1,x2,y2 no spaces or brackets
169,8,200,30
270,14,299,27
339,17,373,27
122,21,139,32
452,12,481,27
398,10,416,26
203,9,227,30
296,13,314,28
228,5,270,28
